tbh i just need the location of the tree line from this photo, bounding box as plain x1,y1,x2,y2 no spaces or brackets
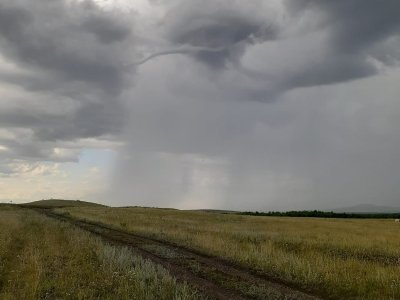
238,210,400,219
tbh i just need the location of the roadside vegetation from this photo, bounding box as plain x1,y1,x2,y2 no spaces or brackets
0,206,202,300
59,206,400,299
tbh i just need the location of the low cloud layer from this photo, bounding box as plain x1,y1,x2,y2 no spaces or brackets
1,0,400,209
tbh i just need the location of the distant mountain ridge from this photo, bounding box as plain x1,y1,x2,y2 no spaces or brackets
331,204,400,213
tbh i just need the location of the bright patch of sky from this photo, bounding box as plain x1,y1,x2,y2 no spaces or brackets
0,149,115,204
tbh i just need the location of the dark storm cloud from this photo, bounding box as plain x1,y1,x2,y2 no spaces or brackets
0,4,32,37
286,0,400,51
286,53,377,89
154,0,400,96
0,0,133,94
279,0,400,89
34,101,126,141
110,0,400,209
168,14,271,68
0,0,135,163
159,0,276,68
0,92,127,162
82,15,132,44
1,0,400,209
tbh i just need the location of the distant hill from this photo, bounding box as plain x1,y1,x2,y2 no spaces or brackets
22,199,105,208
331,204,400,214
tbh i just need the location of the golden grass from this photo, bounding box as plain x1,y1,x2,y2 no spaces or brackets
59,206,400,299
0,206,202,300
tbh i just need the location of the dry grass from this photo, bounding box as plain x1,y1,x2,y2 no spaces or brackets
59,206,400,299
0,206,202,300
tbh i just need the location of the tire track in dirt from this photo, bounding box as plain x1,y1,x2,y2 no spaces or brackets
33,208,322,300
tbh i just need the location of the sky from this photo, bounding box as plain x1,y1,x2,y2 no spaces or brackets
0,0,400,210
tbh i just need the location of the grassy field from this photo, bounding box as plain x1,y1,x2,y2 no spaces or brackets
0,206,201,300
58,206,400,299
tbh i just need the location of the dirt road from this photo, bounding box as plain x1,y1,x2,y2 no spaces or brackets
34,208,322,300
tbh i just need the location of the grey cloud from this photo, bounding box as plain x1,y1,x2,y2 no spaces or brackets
286,53,377,89
170,16,262,68
82,15,132,44
163,1,276,68
277,0,400,90
0,3,32,38
109,0,400,209
1,0,400,210
0,89,126,140
0,136,79,164
0,0,136,163
112,63,400,210
156,0,400,99
0,0,134,94
286,0,400,52
35,101,127,141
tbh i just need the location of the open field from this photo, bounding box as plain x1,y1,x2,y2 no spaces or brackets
0,206,201,300
56,206,400,299
2,201,400,299
39,208,317,300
